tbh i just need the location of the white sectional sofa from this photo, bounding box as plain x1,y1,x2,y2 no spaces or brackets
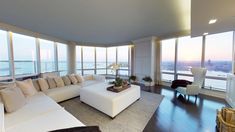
0,74,105,132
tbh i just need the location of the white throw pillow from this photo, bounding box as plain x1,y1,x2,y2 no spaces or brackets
38,78,49,91
54,77,65,87
68,74,78,84
83,75,94,81
0,103,5,132
0,87,26,113
75,74,84,83
16,79,38,97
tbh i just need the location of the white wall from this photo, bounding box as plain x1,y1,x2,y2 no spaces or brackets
132,37,157,85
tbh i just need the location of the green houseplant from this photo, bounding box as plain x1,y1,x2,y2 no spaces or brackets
142,76,153,86
129,75,137,83
113,77,123,89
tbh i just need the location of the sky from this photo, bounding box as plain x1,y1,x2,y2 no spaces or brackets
162,31,233,62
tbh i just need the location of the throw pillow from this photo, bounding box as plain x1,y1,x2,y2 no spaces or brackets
38,78,49,91
32,79,41,91
0,87,26,113
68,74,78,84
62,76,72,86
16,79,38,97
47,78,57,89
75,74,84,83
0,82,16,90
54,77,65,87
83,75,94,81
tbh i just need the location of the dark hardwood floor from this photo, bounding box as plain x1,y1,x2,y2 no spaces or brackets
142,85,229,132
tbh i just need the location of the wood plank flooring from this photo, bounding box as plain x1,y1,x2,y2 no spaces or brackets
142,85,229,132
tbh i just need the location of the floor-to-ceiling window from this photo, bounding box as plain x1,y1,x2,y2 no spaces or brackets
160,31,234,91
0,30,10,78
82,46,95,75
161,38,176,82
96,47,106,75
117,46,129,76
177,36,202,81
12,33,37,76
39,39,56,73
107,47,117,75
57,43,68,76
204,31,233,90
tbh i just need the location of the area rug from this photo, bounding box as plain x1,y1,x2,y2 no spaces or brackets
60,91,164,132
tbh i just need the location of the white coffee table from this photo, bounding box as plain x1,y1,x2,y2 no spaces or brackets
80,82,141,118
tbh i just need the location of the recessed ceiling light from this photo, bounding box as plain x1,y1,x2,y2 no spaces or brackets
209,19,217,24
203,32,209,35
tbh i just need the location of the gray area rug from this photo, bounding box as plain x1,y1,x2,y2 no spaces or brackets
60,91,164,132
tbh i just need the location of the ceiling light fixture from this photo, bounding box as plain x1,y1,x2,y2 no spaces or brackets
203,32,209,36
209,19,217,24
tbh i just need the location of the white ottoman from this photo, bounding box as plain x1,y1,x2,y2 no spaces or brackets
80,83,141,118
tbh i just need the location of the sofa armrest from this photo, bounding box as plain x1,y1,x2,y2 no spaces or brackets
186,85,200,95
93,75,106,82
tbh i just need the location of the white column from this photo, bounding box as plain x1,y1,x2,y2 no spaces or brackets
67,42,76,74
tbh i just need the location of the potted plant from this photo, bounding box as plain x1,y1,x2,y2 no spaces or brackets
129,75,137,84
113,77,123,89
142,76,153,86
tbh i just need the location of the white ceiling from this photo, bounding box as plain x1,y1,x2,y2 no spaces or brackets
191,0,235,37
0,0,190,44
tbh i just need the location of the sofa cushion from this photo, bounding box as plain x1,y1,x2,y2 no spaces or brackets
0,87,26,113
0,103,4,132
83,75,94,81
44,85,81,103
62,76,72,86
75,74,84,83
16,79,38,97
5,109,84,132
68,74,78,84
32,79,41,92
38,78,49,91
54,77,65,87
5,92,61,128
47,78,57,89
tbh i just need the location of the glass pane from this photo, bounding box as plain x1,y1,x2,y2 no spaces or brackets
205,31,233,78
118,70,129,76
40,39,56,73
57,43,67,74
96,69,106,75
177,36,202,74
76,46,82,70
12,33,37,75
83,70,95,75
0,30,10,77
76,70,82,75
177,75,193,82
107,69,115,75
162,74,174,82
204,79,226,91
107,47,116,68
59,71,68,76
161,39,175,73
96,47,106,69
83,46,95,69
117,46,129,69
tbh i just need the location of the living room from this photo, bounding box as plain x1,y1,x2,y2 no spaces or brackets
0,0,234,132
